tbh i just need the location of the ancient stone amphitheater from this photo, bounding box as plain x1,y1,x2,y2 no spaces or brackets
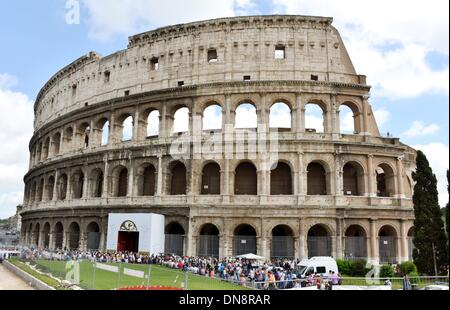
21,15,416,264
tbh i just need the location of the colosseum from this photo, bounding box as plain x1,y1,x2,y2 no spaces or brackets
21,15,416,265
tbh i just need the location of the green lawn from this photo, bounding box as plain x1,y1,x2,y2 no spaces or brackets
32,259,248,290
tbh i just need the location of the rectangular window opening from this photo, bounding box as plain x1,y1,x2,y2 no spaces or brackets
243,75,251,81
207,49,218,63
104,71,110,83
178,81,185,87
275,46,285,59
124,90,130,96
150,57,159,71
310,74,319,81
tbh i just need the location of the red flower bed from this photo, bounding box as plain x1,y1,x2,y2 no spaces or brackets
118,286,184,290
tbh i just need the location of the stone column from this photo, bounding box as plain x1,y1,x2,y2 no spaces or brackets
367,154,376,197
331,94,340,139
298,152,305,196
109,112,117,144
369,219,379,265
334,153,342,196
335,218,344,259
156,155,163,196
128,158,134,197
362,95,371,136
298,219,306,259
133,108,140,141
296,94,305,137
102,157,109,198
49,227,55,251
82,170,88,199
400,220,408,262
396,157,405,199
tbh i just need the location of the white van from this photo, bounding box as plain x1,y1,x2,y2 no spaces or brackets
297,256,338,278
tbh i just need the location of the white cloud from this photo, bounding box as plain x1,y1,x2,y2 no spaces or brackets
82,0,256,42
413,143,449,208
373,108,390,128
203,105,222,131
173,107,189,133
273,0,449,100
235,104,257,128
401,120,440,138
269,103,291,129
0,74,34,218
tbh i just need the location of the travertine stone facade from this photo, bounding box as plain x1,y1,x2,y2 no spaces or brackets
21,15,416,264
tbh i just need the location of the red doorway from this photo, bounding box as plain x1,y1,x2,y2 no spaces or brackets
117,231,139,252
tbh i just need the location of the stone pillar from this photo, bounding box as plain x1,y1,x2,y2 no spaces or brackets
362,95,371,136
400,220,408,262
298,152,305,196
336,218,343,259
128,158,134,197
369,219,379,265
334,153,342,196
298,219,306,259
367,154,376,197
102,158,109,198
82,170,88,199
156,155,163,196
133,108,140,141
396,157,405,199
109,112,117,144
49,227,55,251
296,94,305,136
331,94,340,139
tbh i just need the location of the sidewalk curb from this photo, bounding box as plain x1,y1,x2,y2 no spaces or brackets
3,260,56,290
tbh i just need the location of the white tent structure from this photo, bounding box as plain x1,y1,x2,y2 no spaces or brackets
236,253,265,260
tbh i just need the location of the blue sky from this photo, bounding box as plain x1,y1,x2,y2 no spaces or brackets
0,0,448,218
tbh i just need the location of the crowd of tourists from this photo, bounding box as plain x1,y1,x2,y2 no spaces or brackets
20,247,342,289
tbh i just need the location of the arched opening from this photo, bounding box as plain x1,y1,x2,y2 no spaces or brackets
235,162,257,195
30,182,37,203
90,168,103,198
115,167,128,197
197,224,219,258
36,142,42,162
307,162,328,195
376,164,395,197
407,227,415,261
57,174,68,200
36,179,44,202
233,224,257,256
138,164,156,196
117,220,139,252
201,162,221,195
43,222,50,249
235,103,257,129
51,133,61,156
68,222,80,250
54,222,63,249
27,223,32,245
165,222,185,256
269,102,291,130
270,162,292,195
379,225,398,264
86,222,100,250
121,115,133,141
307,224,331,257
33,223,40,247
45,176,55,201
173,107,189,134
203,104,222,131
97,118,109,146
344,225,367,259
42,137,50,159
64,127,73,151
77,122,91,149
71,170,84,199
305,103,325,133
343,162,365,196
340,102,361,134
146,110,160,137
271,225,294,259
170,161,187,195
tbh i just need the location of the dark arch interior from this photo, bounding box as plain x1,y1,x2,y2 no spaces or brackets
345,225,366,237
308,224,329,237
143,165,156,196
117,167,128,197
270,162,292,195
307,162,327,195
234,224,257,236
200,224,219,235
170,162,187,195
379,226,397,236
201,162,221,194
165,222,185,234
343,162,363,196
235,162,257,195
272,225,293,236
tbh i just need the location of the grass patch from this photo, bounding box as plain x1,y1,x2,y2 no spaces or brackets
33,259,249,290
8,258,60,289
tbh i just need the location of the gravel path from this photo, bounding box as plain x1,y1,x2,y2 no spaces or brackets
0,263,35,290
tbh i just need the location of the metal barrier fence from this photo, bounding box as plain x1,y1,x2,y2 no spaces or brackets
307,236,331,257
13,257,252,290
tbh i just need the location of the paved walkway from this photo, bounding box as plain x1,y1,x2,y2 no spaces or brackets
0,263,35,290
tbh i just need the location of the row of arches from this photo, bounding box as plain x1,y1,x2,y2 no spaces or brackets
25,159,400,204
31,98,364,166
24,221,101,251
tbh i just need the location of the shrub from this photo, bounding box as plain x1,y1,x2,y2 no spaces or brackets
336,259,352,276
399,261,417,276
380,265,395,278
350,259,368,277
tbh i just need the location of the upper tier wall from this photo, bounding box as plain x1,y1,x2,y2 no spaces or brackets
34,15,365,131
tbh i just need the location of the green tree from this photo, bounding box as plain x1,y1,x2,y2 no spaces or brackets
412,151,448,275
446,170,449,238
